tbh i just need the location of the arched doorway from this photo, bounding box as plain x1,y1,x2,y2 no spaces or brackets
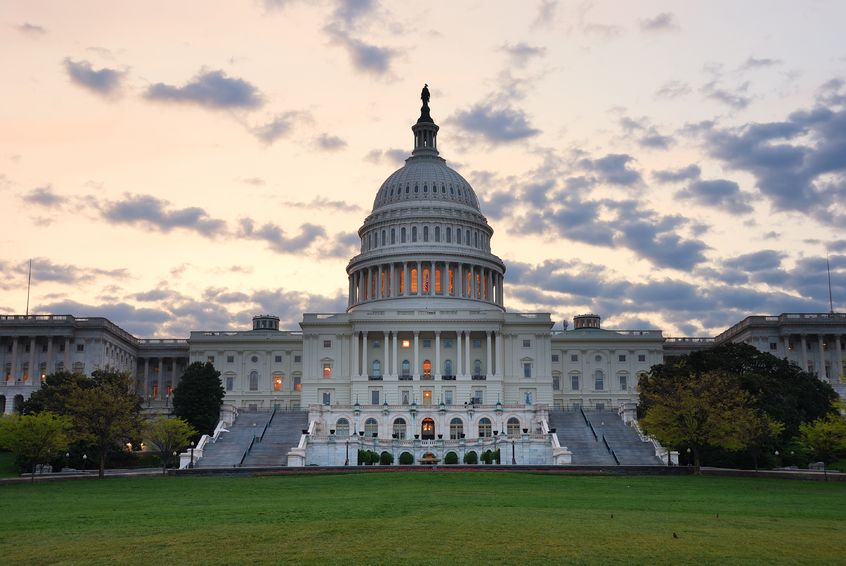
421,417,435,440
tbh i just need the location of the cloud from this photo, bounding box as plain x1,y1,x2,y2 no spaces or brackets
531,0,558,29
655,80,691,99
237,218,325,253
314,133,347,151
11,258,128,286
101,194,227,236
500,42,546,64
145,70,263,109
701,80,751,109
676,179,754,214
332,0,378,27
16,22,46,36
640,12,678,32
579,153,641,186
63,58,125,97
652,164,701,183
325,27,397,76
724,250,785,272
322,232,360,258
365,148,407,165
35,300,172,337
240,177,265,186
251,111,305,144
451,103,540,143
22,185,66,207
620,116,674,149
282,197,363,213
740,56,783,71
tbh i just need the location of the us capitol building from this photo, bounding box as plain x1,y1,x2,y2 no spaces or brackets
2,89,844,466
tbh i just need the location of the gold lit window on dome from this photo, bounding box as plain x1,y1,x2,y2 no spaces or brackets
410,268,418,294
448,269,454,295
476,273,481,298
422,267,430,293
435,268,442,293
380,271,385,297
399,270,405,293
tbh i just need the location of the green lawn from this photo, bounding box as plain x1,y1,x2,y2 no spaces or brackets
0,472,844,565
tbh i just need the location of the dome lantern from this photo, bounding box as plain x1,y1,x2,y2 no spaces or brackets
411,83,439,156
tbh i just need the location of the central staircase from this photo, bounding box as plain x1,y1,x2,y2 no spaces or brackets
241,410,308,467
548,409,662,465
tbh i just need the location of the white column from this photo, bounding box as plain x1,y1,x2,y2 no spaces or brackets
495,331,503,378
413,331,420,379
378,265,383,298
819,334,827,380
392,332,398,376
63,337,70,372
352,331,359,378
46,336,54,376
416,261,422,295
383,331,389,377
465,331,471,376
456,331,462,377
403,262,409,296
435,331,441,378
835,335,843,383
486,331,492,377
28,337,36,383
801,334,808,371
362,332,368,378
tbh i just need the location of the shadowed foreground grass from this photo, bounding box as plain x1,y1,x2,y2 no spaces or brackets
1,472,844,565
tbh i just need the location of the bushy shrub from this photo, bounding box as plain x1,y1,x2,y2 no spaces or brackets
444,451,458,465
481,450,493,464
380,451,394,465
399,451,414,465
464,451,478,464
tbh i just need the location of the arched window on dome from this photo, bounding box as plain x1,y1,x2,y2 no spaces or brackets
434,226,440,242
446,227,451,243
434,268,442,294
401,227,406,243
423,226,429,242
391,228,395,244
412,227,417,242
466,271,472,297
410,267,418,294
399,269,405,294
441,184,446,194
414,184,419,193
405,184,409,193
449,185,454,195
423,184,428,193
448,268,455,295
456,229,462,245
475,231,479,248
382,230,386,246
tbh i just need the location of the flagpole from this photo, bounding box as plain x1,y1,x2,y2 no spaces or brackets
26,259,32,316
827,254,834,313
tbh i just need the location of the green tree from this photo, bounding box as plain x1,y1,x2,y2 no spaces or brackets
21,371,92,415
66,370,144,479
0,412,72,481
640,371,755,472
798,414,846,463
172,362,225,437
144,417,197,474
738,412,785,471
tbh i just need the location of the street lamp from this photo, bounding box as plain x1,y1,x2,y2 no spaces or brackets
511,440,516,465
345,439,349,466
65,452,70,472
172,451,178,470
189,441,195,469
686,447,692,467
82,453,88,472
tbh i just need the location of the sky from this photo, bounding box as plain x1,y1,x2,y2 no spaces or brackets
1,0,845,338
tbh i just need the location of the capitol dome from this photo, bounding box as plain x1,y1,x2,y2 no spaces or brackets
346,86,506,312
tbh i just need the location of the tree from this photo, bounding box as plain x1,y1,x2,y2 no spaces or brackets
798,414,846,464
172,362,225,437
640,371,756,472
66,370,144,479
738,412,785,471
144,417,197,474
21,371,92,415
0,412,72,481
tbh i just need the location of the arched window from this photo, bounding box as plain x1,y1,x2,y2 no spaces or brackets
444,359,453,377
434,268,442,293
507,417,521,437
412,226,418,242
273,374,282,391
473,359,482,376
393,418,407,439
594,370,604,391
371,360,381,378
457,228,462,244
364,418,378,438
422,359,432,377
434,226,440,242
446,227,452,243
336,418,350,437
478,417,492,438
423,226,429,242
401,359,411,377
401,227,406,243
450,417,464,440
381,230,386,246
391,228,396,244
249,371,259,391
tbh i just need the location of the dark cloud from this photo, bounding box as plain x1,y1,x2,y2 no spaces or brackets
479,190,519,221
314,133,347,151
652,164,701,183
34,300,170,337
11,258,128,286
102,194,227,236
740,57,783,71
620,116,674,149
322,232,360,258
145,70,263,109
452,103,540,143
676,179,753,214
579,154,641,186
63,58,125,97
640,12,678,32
22,185,66,207
17,22,46,36
500,42,546,64
655,80,691,99
332,0,377,27
724,250,785,272
251,111,307,144
701,80,751,109
365,148,407,165
238,218,325,254
531,0,558,29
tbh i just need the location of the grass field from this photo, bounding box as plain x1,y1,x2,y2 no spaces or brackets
1,472,844,565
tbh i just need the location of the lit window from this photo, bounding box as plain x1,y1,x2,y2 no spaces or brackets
294,375,301,391
422,360,432,377
274,376,282,391
401,340,411,348
323,363,332,378
410,268,418,293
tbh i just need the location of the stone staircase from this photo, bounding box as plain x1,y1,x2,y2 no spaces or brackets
241,410,308,467
548,409,616,465
194,410,274,468
582,410,662,465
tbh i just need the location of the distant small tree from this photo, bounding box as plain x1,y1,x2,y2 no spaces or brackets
145,417,197,474
172,362,225,437
738,412,784,471
21,371,92,415
798,413,846,464
640,370,754,472
464,451,478,464
379,451,394,465
399,452,414,465
444,451,458,465
0,412,72,481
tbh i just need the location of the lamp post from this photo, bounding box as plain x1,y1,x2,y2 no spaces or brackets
65,452,70,472
172,451,178,471
345,439,349,466
189,441,195,469
82,453,87,472
493,431,499,465
686,447,692,467
511,440,516,465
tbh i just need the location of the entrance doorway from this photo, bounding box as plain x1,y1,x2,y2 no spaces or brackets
421,418,435,440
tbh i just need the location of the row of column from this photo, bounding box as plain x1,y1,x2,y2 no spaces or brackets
351,330,504,379
2,336,73,384
795,334,844,382
348,261,503,306
140,357,186,400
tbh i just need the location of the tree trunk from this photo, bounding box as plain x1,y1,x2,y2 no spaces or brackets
693,447,701,474
98,451,106,479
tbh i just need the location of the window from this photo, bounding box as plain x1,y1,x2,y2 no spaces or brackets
251,355,259,363
446,227,451,243
638,354,646,362
364,418,378,437
336,418,350,436
323,340,332,348
412,226,418,242
507,417,520,437
423,339,432,348
422,359,432,377
393,418,407,439
391,228,396,244
401,339,411,348
294,355,301,363
619,375,628,391
523,391,533,404
444,339,452,348
207,356,215,363
457,228,462,244
523,362,532,378
769,342,777,351
472,339,481,348
227,355,234,363
371,360,381,377
595,355,602,362
552,354,559,362
373,340,380,349
478,417,492,438
275,355,282,363
226,377,234,391
571,354,578,362
274,375,282,391
401,227,406,243
401,360,410,376
322,391,331,405
450,418,464,440
474,359,482,376
571,375,580,390
371,389,380,405
618,354,626,362
249,371,259,391
594,370,604,391
410,268,418,293
472,389,484,405
444,359,453,376
522,339,531,348
553,375,560,390
323,363,332,378
444,389,454,405
76,344,85,352
423,226,429,242
294,374,301,391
